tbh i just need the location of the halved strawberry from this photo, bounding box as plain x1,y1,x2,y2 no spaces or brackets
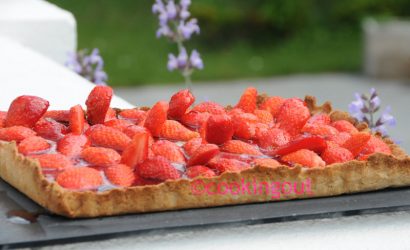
208,157,251,173
18,136,51,155
168,89,195,120
187,144,220,166
69,105,85,135
137,156,181,181
301,124,338,137
183,137,203,156
104,108,117,122
257,128,290,150
251,158,281,168
276,98,310,136
104,164,135,187
360,136,392,156
305,114,331,126
254,109,274,125
181,111,210,128
321,146,354,165
121,130,149,168
133,173,162,186
85,86,113,125
282,149,325,168
192,101,226,114
81,147,121,167
231,113,258,140
30,153,73,169
186,165,216,178
34,118,68,141
88,125,131,151
5,95,49,128
331,120,358,134
205,114,234,145
328,132,351,146
104,119,134,132
118,109,147,124
144,101,169,136
57,134,90,157
159,120,199,141
220,140,262,155
0,126,36,142
259,96,285,117
341,132,371,157
269,135,327,157
56,167,102,190
43,110,70,122
235,87,257,113
0,111,6,128
151,140,185,163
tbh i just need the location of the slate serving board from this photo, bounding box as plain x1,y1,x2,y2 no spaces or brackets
2,178,410,249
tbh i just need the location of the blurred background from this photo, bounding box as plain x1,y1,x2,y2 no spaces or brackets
48,0,410,87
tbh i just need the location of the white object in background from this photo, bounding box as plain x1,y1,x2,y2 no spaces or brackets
0,0,76,65
0,37,133,110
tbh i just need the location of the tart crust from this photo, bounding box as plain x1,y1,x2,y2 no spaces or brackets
0,96,409,218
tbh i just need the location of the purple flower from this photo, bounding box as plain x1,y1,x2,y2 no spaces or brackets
178,19,200,39
379,106,396,127
348,93,365,120
190,49,203,69
166,0,177,20
167,47,203,71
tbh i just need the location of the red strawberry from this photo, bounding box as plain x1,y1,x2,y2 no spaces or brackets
220,140,262,155
133,174,162,186
205,114,234,145
123,125,151,139
0,111,6,128
104,119,134,132
43,110,70,122
85,86,113,125
305,114,331,126
235,87,257,113
0,126,36,142
118,109,147,124
328,132,351,146
282,149,325,168
183,138,203,156
301,124,338,137
259,96,285,117
5,95,49,128
104,108,117,122
57,167,102,190
69,105,85,135
168,89,195,120
144,101,169,136
276,98,310,136
251,158,281,168
88,125,131,151
254,109,274,125
186,165,216,178
360,136,391,156
192,101,226,114
104,164,135,187
18,136,51,155
121,130,149,168
30,153,73,169
208,158,251,173
159,120,199,141
187,144,220,166
321,146,354,165
232,113,258,140
151,140,185,163
331,120,358,134
181,111,210,128
81,147,121,167
269,135,327,157
341,132,371,157
34,118,68,141
57,134,90,157
257,128,290,150
137,156,181,181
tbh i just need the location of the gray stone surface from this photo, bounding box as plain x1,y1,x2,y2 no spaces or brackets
115,73,410,152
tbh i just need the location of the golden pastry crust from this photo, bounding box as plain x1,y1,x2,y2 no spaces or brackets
0,96,409,218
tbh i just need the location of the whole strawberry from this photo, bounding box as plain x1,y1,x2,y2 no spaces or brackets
5,95,49,128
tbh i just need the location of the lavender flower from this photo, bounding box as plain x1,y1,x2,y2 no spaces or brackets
65,48,108,85
348,88,396,136
152,0,203,88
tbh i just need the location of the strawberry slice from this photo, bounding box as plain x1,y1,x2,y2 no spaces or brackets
18,136,51,155
231,112,258,140
121,130,149,168
205,114,234,145
331,120,358,134
192,101,225,114
220,140,262,155
30,153,73,170
251,158,281,168
133,174,162,186
183,138,203,157
118,109,147,124
81,147,121,167
208,157,251,173
104,164,135,187
57,134,90,157
69,105,85,135
85,86,113,125
301,124,338,137
341,132,371,157
43,110,70,122
360,135,391,156
159,120,199,141
57,167,103,190
259,96,285,117
5,95,49,128
186,165,216,178
34,118,68,141
104,108,117,122
104,119,134,132
0,126,36,142
88,125,131,151
321,146,354,165
282,149,325,168
168,89,195,120
235,87,257,113
151,140,185,163
268,135,327,157
187,144,220,166
254,109,274,125
137,156,181,181
144,101,169,137
257,128,290,150
181,111,210,128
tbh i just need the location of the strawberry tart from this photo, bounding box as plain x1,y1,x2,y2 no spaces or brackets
0,86,409,218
